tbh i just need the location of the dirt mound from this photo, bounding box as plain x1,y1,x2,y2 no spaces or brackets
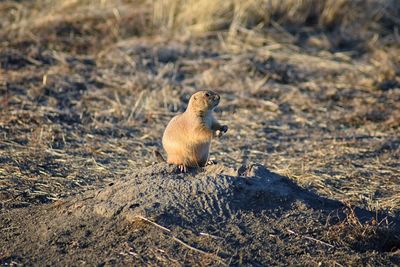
1,164,399,266
89,163,314,222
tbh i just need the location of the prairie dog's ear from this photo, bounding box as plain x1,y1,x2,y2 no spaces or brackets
193,95,197,101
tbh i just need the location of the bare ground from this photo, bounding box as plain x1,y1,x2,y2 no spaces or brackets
1,163,400,266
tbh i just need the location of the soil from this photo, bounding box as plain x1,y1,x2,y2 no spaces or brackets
1,163,399,266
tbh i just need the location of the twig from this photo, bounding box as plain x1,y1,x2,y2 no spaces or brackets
171,236,209,255
134,215,226,262
127,90,145,121
199,232,223,240
287,229,335,248
134,215,171,233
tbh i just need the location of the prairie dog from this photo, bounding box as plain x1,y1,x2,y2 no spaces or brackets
162,90,228,172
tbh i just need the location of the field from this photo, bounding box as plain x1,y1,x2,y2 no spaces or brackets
1,0,400,265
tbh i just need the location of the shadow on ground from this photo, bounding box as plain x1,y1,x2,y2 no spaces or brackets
1,163,399,266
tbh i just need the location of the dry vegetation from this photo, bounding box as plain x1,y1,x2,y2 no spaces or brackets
0,0,399,260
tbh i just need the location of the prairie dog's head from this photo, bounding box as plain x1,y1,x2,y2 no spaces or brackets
187,90,220,113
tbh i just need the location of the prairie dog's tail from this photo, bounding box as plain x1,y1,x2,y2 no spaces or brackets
153,149,166,163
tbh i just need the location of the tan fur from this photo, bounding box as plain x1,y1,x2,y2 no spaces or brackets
162,90,228,171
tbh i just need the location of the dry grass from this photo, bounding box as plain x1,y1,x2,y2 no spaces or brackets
326,203,400,252
0,0,151,53
0,0,399,215
154,0,394,32
154,0,400,51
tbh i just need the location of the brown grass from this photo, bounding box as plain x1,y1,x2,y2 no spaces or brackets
154,0,395,32
326,202,400,252
154,0,400,52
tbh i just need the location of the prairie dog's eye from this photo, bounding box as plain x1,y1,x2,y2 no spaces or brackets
205,92,210,97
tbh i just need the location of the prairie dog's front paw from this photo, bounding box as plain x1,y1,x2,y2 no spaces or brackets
215,125,228,137
220,125,228,133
